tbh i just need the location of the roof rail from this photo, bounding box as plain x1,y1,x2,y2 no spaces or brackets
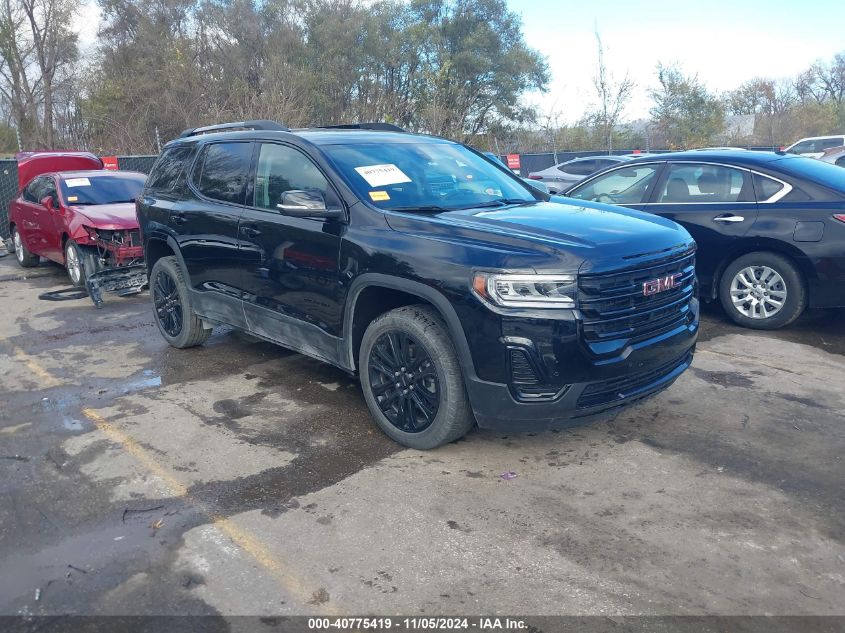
178,120,289,138
319,122,407,133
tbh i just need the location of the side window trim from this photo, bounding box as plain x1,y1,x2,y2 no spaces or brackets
245,140,346,219
188,140,253,207
641,162,790,205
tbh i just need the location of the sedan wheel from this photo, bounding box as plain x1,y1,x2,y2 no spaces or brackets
719,252,806,330
66,242,83,285
729,266,787,320
11,227,39,267
14,230,23,264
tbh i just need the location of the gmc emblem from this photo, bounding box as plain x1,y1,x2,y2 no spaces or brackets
643,273,682,296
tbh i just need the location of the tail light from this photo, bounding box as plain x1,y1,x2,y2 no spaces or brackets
834,214,845,224
527,175,542,180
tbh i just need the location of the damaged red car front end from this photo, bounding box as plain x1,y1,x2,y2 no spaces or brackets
9,166,149,307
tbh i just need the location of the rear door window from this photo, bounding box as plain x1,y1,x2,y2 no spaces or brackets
560,159,596,175
819,138,844,150
192,142,252,205
656,164,753,203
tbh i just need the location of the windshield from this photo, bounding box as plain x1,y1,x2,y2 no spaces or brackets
325,142,536,211
60,173,146,205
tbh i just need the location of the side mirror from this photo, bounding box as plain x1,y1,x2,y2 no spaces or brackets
276,190,343,219
40,196,54,211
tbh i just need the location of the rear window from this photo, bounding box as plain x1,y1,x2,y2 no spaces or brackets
772,156,845,195
60,174,146,205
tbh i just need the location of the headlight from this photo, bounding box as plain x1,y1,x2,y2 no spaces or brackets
472,273,577,308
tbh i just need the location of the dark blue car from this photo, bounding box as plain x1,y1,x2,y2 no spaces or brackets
562,150,845,329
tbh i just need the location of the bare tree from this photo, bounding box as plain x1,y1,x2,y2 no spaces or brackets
589,30,634,153
0,0,39,145
539,106,564,163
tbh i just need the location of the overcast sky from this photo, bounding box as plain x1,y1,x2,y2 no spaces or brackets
75,0,845,124
510,0,845,122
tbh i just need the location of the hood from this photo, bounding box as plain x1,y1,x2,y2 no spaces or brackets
71,203,139,230
384,199,693,274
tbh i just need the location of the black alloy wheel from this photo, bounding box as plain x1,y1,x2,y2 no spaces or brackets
153,269,183,337
367,330,440,433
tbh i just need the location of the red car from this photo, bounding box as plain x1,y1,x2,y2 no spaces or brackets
9,152,146,289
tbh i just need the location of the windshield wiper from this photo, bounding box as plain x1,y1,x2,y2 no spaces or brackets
460,198,537,209
387,205,451,213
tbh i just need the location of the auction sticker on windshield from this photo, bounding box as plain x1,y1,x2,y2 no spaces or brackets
355,164,411,188
65,178,91,187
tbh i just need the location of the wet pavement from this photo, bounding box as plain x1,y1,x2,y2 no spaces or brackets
0,254,843,616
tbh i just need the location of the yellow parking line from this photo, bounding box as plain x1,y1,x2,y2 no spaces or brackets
81,407,336,612
12,345,63,387
82,409,189,497
4,341,335,612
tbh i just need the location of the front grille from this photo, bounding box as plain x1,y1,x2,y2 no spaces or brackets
129,230,141,247
579,250,696,348
577,351,693,409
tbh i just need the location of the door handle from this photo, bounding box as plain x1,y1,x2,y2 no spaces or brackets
171,213,188,225
713,214,745,223
241,226,261,238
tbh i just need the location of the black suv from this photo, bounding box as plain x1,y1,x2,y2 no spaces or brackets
137,121,699,449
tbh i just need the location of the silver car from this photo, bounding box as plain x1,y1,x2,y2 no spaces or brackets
818,146,845,167
528,155,641,193
482,152,549,193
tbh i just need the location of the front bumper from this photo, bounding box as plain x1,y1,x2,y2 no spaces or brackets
464,299,699,431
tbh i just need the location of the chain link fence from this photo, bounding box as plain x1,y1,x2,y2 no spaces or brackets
117,155,158,173
0,160,19,241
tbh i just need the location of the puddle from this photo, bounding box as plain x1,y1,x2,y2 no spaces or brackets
120,370,162,394
62,417,85,431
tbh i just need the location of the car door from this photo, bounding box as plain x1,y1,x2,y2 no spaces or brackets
179,141,252,327
18,176,51,255
642,162,759,288
35,176,63,262
238,141,346,363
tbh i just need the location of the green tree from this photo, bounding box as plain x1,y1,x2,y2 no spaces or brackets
411,0,549,140
649,63,725,149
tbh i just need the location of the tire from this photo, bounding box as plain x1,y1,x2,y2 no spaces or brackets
150,256,211,348
64,240,92,287
359,305,475,449
11,226,39,267
719,251,806,330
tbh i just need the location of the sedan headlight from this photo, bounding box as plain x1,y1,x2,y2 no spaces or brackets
472,273,577,309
